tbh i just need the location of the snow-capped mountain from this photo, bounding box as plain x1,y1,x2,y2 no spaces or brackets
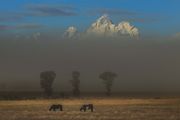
63,15,139,38
63,26,78,38
87,15,139,37
116,21,139,37
86,15,116,36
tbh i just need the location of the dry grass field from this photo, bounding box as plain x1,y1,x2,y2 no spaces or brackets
0,97,180,120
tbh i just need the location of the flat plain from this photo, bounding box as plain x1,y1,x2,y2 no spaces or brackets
0,97,180,120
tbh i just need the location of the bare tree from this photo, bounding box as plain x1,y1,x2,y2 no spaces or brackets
99,72,117,96
70,71,80,96
40,71,56,97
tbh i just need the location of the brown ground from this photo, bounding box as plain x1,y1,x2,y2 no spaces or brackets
0,98,180,120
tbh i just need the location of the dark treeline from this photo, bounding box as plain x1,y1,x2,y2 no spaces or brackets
40,70,118,98
0,70,120,100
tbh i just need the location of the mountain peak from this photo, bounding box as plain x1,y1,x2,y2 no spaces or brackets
87,15,139,37
96,14,112,25
117,21,139,37
64,15,139,39
63,26,78,38
86,15,115,36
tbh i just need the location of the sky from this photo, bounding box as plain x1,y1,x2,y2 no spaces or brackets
0,0,180,37
0,0,180,93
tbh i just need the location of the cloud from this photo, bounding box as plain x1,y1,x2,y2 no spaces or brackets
0,25,11,30
16,23,44,29
89,8,164,24
0,23,43,31
90,8,137,16
0,12,24,22
94,8,137,16
26,4,77,17
0,4,77,22
124,18,160,23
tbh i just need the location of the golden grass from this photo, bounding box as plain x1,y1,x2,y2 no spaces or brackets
0,98,180,120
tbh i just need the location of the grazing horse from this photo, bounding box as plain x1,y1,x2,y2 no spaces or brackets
49,104,63,111
80,104,94,112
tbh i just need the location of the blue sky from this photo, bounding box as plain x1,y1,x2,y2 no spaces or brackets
0,0,180,36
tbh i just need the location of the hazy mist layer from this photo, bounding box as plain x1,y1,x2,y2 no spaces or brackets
0,36,180,92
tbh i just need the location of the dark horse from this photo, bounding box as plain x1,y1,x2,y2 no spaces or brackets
49,104,63,111
80,104,94,112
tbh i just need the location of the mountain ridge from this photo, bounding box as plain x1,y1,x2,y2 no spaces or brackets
64,15,139,39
